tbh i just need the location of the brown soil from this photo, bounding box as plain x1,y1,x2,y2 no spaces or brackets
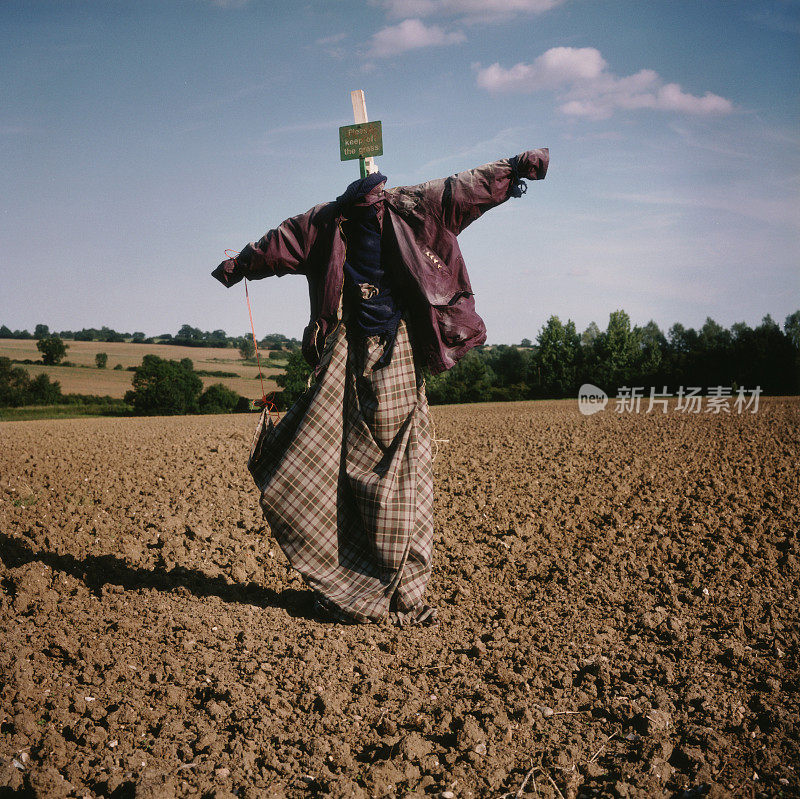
1,399,798,799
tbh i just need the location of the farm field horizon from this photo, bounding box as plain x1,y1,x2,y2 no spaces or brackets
1,398,797,798
0,338,280,402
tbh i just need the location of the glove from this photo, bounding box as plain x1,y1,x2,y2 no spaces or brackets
211,257,243,287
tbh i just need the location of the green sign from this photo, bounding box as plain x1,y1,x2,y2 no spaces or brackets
339,121,383,161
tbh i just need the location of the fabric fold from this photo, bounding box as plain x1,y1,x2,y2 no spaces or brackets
247,318,434,623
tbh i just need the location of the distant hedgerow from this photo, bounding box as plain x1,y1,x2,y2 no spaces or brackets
125,355,203,415
199,383,244,414
0,357,63,407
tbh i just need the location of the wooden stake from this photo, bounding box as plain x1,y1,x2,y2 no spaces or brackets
351,89,378,177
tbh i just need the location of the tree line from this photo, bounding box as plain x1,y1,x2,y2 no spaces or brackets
261,309,800,411
425,310,800,404
0,323,301,351
2,311,798,415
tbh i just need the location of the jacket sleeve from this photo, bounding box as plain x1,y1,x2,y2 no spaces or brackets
433,148,549,236
211,203,327,287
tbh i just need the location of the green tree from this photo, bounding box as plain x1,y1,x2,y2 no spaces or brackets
176,324,204,345
730,321,751,341
422,370,447,404
208,329,228,347
590,311,641,390
695,316,733,385
95,352,108,369
699,317,730,349
199,383,241,414
605,311,641,384
484,345,530,400
785,311,800,393
748,314,796,394
34,323,50,338
784,311,800,350
426,350,495,404
533,316,581,396
0,358,62,406
667,322,698,360
275,350,312,406
581,321,601,347
29,373,62,404
37,336,68,365
450,350,495,402
238,336,255,361
125,354,202,415
0,357,31,406
637,319,667,384
131,331,146,343
100,326,125,343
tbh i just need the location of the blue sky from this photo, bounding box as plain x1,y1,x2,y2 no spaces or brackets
1,0,798,344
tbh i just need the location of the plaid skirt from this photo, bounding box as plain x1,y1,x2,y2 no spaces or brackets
247,318,435,623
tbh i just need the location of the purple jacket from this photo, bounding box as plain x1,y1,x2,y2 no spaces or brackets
212,148,548,373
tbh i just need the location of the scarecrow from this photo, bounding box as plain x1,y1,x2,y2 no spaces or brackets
212,147,549,625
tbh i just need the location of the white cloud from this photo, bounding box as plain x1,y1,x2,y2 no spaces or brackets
367,18,466,57
362,0,567,61
476,46,734,118
656,83,733,115
380,0,567,21
316,31,348,59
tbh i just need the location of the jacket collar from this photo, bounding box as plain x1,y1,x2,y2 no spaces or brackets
339,184,386,225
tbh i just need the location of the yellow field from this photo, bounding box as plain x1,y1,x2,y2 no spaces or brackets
0,338,267,371
1,338,281,400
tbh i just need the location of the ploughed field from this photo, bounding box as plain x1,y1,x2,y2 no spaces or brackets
0,399,798,799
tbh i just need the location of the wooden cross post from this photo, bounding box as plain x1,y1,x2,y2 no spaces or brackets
339,90,383,178
351,90,377,178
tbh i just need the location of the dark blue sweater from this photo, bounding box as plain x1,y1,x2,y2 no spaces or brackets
340,187,402,369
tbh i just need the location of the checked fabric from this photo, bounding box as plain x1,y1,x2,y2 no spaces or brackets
247,318,435,623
